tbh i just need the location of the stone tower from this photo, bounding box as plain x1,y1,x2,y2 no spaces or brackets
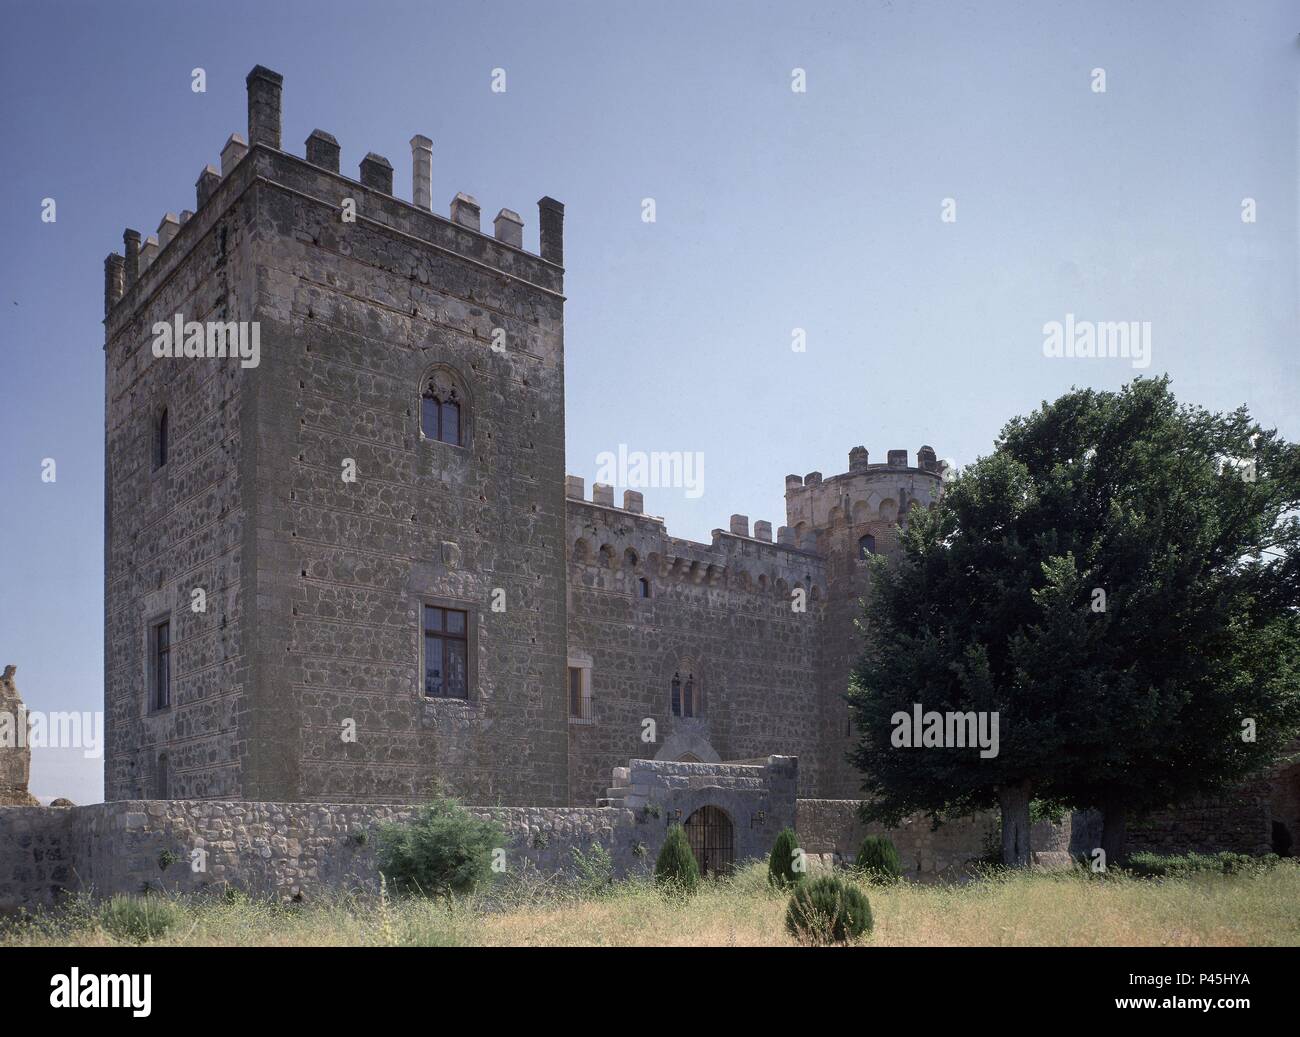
0,666,39,806
784,446,945,796
103,67,570,804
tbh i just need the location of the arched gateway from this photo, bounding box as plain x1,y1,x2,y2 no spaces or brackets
684,805,735,877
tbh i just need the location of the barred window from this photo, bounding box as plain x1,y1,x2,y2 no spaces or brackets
568,666,594,720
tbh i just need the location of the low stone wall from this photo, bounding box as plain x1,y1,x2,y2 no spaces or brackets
796,800,997,876
0,756,801,911
795,800,1076,875
0,800,649,909
5,756,1276,913
0,806,76,909
1127,779,1274,857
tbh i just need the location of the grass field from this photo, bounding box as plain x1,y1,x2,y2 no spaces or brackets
4,861,1298,948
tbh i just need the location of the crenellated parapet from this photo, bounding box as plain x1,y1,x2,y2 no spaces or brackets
564,475,827,601
784,445,944,536
103,64,564,327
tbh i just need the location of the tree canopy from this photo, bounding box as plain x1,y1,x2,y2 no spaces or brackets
848,378,1300,865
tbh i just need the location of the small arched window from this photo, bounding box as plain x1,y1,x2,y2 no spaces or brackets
421,369,466,446
154,408,168,469
671,671,698,717
859,534,876,558
637,577,651,598
157,753,169,798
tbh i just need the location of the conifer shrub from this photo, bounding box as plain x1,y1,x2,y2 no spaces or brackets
785,874,873,945
375,796,504,899
855,834,902,883
768,828,804,889
654,824,701,895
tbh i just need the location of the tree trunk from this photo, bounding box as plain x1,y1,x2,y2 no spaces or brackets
998,781,1033,868
1100,799,1128,869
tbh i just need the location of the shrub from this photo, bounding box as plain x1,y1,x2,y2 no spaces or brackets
654,824,701,895
768,828,804,889
855,835,902,883
571,841,615,894
100,894,185,943
375,796,505,899
785,874,873,945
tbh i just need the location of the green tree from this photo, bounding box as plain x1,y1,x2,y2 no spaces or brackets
848,378,1300,865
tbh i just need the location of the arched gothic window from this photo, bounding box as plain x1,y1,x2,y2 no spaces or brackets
421,369,466,446
858,534,876,558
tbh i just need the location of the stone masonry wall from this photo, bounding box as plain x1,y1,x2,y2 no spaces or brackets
796,800,996,876
0,757,799,911
103,141,264,801
1127,778,1274,857
785,457,946,800
795,800,1075,876
566,493,827,804
0,801,635,910
247,144,570,805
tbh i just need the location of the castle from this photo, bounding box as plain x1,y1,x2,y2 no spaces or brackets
101,66,947,810
85,68,1297,888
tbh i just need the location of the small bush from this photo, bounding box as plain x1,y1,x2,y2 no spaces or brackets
654,824,700,895
100,895,185,943
375,796,505,899
855,835,902,883
571,842,614,894
1126,851,1279,879
785,874,872,945
768,828,803,889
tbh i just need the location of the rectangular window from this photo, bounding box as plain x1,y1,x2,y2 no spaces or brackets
154,409,168,470
424,605,469,699
568,666,594,720
568,667,582,717
153,620,171,710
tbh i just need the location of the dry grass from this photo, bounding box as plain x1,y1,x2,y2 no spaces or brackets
4,860,1298,948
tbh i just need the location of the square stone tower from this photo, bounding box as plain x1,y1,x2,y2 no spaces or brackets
103,67,570,805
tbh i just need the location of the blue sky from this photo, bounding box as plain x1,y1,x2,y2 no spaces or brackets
0,0,1296,802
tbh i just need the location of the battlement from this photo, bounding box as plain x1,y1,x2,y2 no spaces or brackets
563,474,820,555
564,474,826,600
102,64,564,323
784,445,945,532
